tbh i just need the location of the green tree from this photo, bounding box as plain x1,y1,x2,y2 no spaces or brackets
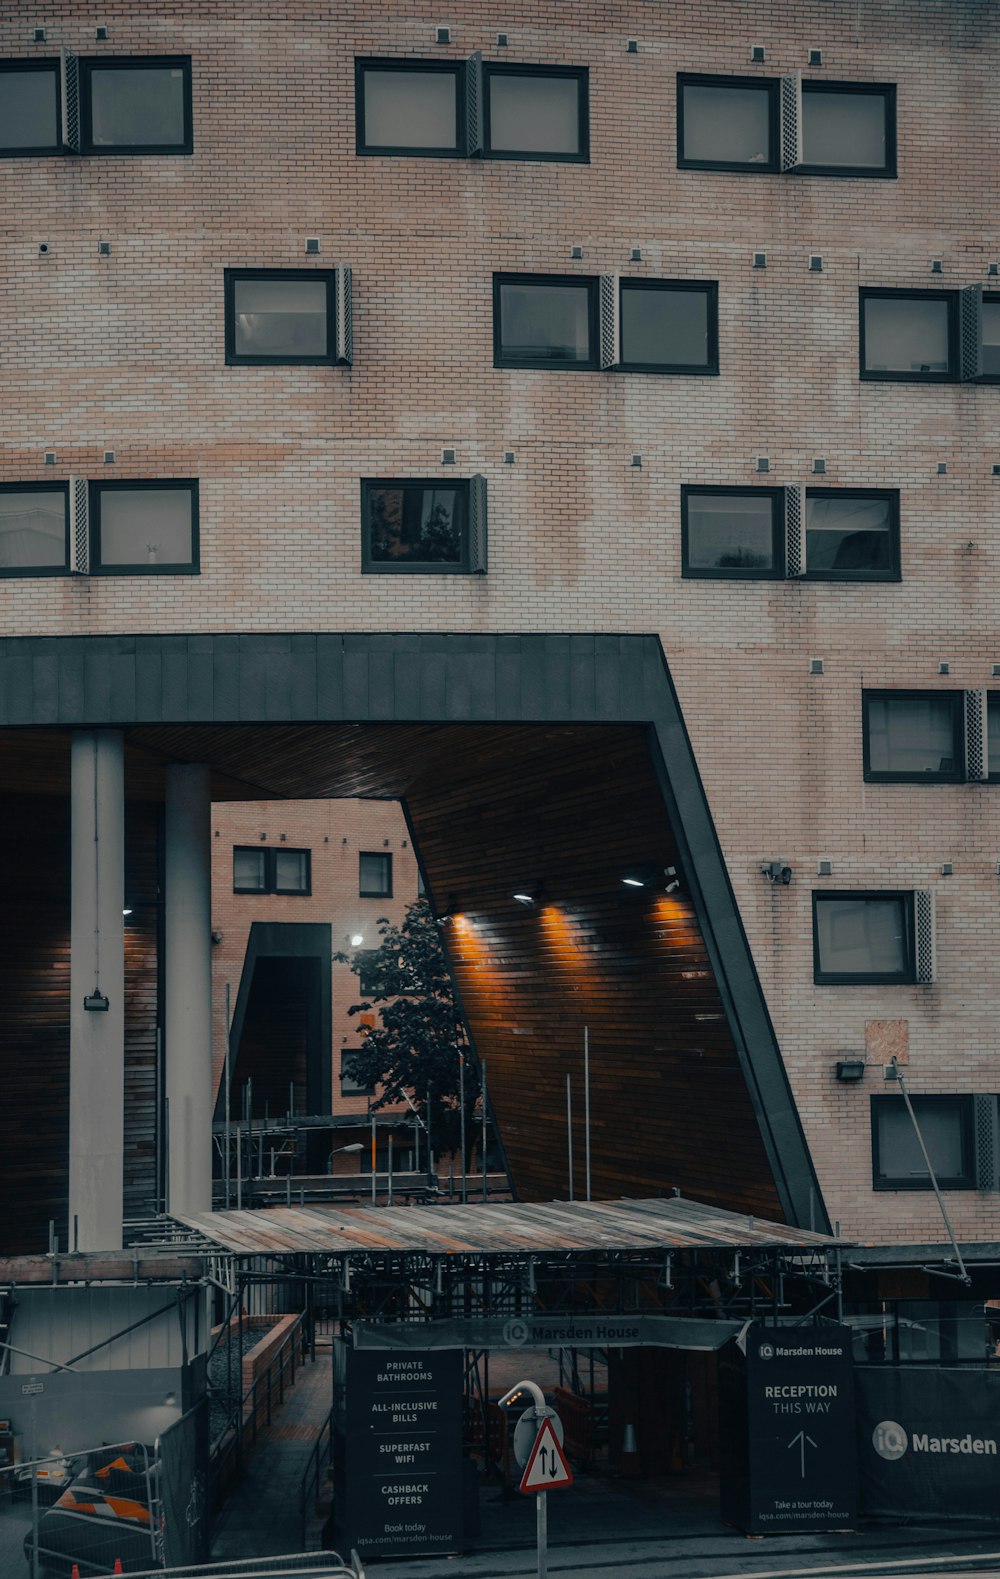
343,899,477,1162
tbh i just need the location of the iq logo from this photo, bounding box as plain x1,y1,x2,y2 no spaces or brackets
758,1343,774,1360
503,1318,529,1347
872,1420,909,1460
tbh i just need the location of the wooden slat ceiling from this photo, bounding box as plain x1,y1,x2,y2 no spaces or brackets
172,1196,840,1258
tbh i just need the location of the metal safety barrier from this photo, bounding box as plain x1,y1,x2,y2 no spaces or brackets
128,1552,365,1579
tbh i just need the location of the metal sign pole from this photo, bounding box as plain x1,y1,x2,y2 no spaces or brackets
584,1025,591,1202
566,1073,574,1201
536,1488,547,1579
459,1051,467,1204
224,982,231,1209
481,1059,488,1202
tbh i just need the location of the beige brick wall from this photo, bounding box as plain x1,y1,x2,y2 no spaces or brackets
210,798,420,1127
4,1,1000,1240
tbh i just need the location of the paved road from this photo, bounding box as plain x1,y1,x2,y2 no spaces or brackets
363,1534,1000,1579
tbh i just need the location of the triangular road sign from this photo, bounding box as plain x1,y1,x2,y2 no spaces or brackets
519,1416,573,1493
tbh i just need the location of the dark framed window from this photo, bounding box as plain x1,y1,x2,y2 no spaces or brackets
863,691,964,783
225,270,335,365
0,482,69,576
360,852,392,898
989,694,1000,782
356,58,462,155
89,480,198,575
80,56,192,154
676,74,778,172
493,274,598,369
0,60,60,154
362,479,470,573
981,294,1000,381
813,890,915,984
233,846,311,895
619,280,718,374
872,1096,975,1191
805,489,899,580
354,951,380,997
799,82,896,177
860,289,958,382
483,64,588,161
340,1051,374,1097
681,486,783,578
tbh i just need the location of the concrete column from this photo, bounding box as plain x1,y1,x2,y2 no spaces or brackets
70,730,125,1252
164,763,213,1216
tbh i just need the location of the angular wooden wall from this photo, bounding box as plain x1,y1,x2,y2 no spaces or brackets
407,727,784,1218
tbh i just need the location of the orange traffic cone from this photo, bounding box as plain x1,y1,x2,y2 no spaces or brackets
113,1563,123,1576
71,1567,80,1579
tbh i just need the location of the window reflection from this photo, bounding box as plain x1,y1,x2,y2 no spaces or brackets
806,494,893,574
488,72,581,155
680,81,772,165
802,89,887,168
367,485,463,564
621,285,710,367
498,282,592,362
96,487,194,567
233,278,328,357
362,69,458,150
0,490,65,569
0,66,59,150
866,696,958,777
684,492,777,573
815,895,909,978
864,296,952,373
88,65,187,147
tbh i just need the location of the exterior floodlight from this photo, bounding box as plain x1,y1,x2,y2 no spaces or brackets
513,889,539,907
350,933,364,947
835,1060,866,1083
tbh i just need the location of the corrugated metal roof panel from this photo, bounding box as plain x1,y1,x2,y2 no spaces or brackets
173,1196,843,1258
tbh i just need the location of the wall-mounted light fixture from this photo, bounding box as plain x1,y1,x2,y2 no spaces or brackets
84,990,110,1012
835,1059,866,1083
512,888,541,907
761,860,792,885
349,932,364,947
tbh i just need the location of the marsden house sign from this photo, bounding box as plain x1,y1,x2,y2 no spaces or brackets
721,1324,857,1533
856,1367,1000,1526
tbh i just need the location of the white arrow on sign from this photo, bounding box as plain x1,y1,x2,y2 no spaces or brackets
787,1429,818,1478
520,1417,573,1494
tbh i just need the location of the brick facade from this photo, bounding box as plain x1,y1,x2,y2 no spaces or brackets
4,1,1000,1242
210,798,420,1132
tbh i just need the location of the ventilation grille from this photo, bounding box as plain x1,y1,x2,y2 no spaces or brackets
914,890,936,984
61,49,80,152
784,485,805,577
960,283,983,381
68,477,89,574
599,274,620,369
974,1095,999,1192
965,687,988,780
779,73,802,170
465,51,484,155
335,264,353,366
469,474,487,573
